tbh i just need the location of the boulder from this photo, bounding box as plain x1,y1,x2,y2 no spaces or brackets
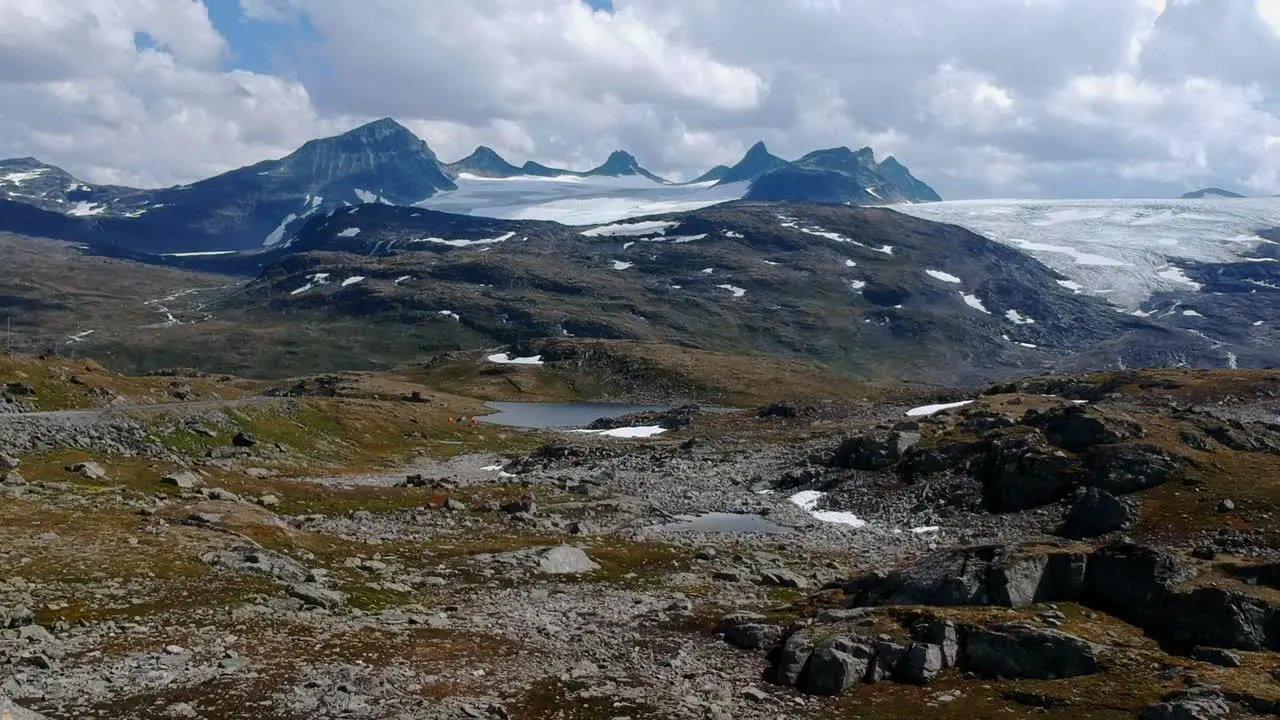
868,641,908,683
899,441,981,480
0,695,52,720
203,546,311,583
799,638,875,696
976,434,1080,512
1029,405,1143,452
1059,487,1133,539
0,452,19,470
900,643,944,685
963,623,1099,679
1085,444,1183,494
535,546,600,575
1190,646,1242,668
722,623,782,651
232,431,259,448
913,616,960,668
288,583,345,609
64,461,107,480
716,613,780,650
162,471,204,490
760,568,809,589
831,431,921,471
862,546,1085,609
1141,688,1231,720
774,632,815,686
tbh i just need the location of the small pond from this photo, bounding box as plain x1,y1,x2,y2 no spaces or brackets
479,401,671,429
656,512,792,535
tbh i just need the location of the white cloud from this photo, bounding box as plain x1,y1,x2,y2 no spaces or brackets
0,0,1277,197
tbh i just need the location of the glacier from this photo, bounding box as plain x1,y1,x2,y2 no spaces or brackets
418,174,749,225
889,198,1280,308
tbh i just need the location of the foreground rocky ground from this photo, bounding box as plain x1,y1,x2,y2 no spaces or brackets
3,352,1280,719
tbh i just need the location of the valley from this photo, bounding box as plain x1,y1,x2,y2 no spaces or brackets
4,351,1280,719
3,117,1280,720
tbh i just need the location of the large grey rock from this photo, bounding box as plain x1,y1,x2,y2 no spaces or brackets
976,434,1079,512
1190,646,1242,668
0,695,52,719
1141,688,1231,720
162,471,205,490
716,613,779,650
868,641,908,683
64,461,107,480
536,546,600,575
203,546,311,583
900,643,944,685
860,546,1085,609
774,632,814,686
1059,487,1133,539
963,623,1099,679
1030,405,1143,452
914,616,959,668
0,452,19,470
1085,444,1183,495
1084,542,1278,651
723,624,782,650
288,584,345,609
760,568,809,589
799,638,874,696
831,431,920,471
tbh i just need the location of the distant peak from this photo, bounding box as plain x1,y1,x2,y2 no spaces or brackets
746,141,769,155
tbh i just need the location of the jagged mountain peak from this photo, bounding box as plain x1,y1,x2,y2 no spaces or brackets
588,150,668,183
444,146,523,179
716,142,788,186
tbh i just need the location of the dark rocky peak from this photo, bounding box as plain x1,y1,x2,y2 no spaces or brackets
587,150,668,183
591,150,642,175
1180,187,1245,199
717,141,788,186
689,165,730,184
878,156,943,203
290,118,436,163
521,161,570,178
795,146,876,171
445,146,523,178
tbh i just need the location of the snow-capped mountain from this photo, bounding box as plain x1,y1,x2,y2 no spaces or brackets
0,118,457,253
0,119,939,251
745,146,941,205
0,157,150,217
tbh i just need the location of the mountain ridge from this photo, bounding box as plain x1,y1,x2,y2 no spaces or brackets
0,119,941,252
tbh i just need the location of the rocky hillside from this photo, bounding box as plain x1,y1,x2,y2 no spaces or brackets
207,201,1213,385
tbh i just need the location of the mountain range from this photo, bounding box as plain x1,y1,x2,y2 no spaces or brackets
0,118,940,254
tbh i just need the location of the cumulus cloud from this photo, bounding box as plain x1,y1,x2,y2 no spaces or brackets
0,0,1277,196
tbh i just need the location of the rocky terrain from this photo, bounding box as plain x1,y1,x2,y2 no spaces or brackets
2,349,1280,719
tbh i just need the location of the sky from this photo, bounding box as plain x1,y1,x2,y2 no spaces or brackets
1,0,1279,199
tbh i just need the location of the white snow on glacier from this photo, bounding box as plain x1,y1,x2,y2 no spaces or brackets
890,198,1280,308
419,174,748,225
